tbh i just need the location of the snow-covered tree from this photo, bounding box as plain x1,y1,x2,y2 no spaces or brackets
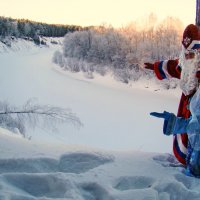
53,15,183,85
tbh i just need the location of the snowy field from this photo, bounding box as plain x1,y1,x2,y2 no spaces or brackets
0,39,200,199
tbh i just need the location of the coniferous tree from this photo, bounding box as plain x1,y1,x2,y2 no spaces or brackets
0,16,83,40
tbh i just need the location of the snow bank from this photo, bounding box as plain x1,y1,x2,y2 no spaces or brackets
0,37,63,54
0,129,200,200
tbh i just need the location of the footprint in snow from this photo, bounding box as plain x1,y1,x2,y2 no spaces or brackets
0,152,113,174
59,152,114,173
153,178,200,200
3,173,74,199
153,153,183,167
0,193,35,200
114,176,155,191
174,173,200,190
80,182,114,200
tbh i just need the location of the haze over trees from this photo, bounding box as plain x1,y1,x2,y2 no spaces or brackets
53,15,183,86
0,14,184,87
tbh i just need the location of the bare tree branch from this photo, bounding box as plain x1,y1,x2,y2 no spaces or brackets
0,99,83,137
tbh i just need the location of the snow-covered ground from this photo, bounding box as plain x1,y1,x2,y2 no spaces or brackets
0,39,200,199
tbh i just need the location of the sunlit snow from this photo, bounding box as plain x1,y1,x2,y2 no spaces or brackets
0,39,199,200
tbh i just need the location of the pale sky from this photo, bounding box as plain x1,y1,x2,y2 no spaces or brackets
0,0,196,27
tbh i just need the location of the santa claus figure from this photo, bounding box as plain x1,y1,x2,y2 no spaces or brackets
144,24,200,168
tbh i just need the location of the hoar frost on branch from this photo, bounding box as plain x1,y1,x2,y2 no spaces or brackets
0,100,82,137
53,15,183,88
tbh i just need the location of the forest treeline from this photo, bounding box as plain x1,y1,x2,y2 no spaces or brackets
0,15,184,88
53,16,184,86
0,16,84,44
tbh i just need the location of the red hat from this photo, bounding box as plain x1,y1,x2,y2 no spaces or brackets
182,24,200,50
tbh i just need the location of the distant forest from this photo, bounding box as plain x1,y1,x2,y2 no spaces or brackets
0,16,85,44
0,15,184,88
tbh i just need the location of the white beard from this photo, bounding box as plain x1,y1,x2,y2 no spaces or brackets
179,47,200,96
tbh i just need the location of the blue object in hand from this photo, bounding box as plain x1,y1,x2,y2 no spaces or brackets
150,111,176,136
150,111,189,136
150,111,171,120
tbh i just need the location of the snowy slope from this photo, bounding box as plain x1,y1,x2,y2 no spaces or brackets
0,38,200,199
0,37,63,54
0,41,180,153
0,128,200,200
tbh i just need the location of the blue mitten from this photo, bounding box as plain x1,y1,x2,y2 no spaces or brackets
150,111,176,135
150,111,189,136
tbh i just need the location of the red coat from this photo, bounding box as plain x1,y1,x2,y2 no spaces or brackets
153,59,195,165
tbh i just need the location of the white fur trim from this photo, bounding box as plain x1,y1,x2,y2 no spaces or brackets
162,60,171,78
176,134,187,154
187,40,200,50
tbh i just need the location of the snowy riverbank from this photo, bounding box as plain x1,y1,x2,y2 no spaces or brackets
0,39,199,199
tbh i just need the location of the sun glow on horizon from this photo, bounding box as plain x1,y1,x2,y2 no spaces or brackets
0,0,196,28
